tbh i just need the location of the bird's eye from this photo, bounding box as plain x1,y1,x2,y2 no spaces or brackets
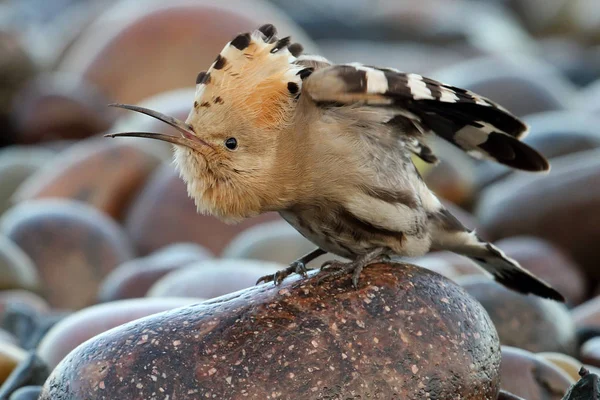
225,137,238,150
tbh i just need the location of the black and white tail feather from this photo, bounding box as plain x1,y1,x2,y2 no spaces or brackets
301,63,550,172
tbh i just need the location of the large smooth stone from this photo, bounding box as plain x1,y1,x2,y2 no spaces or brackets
58,0,316,104
37,297,203,370
458,276,577,355
477,148,600,281
98,243,213,302
0,146,55,215
0,199,134,309
125,164,279,255
495,236,587,306
146,259,284,299
14,137,161,221
0,236,40,292
500,346,574,400
40,263,501,399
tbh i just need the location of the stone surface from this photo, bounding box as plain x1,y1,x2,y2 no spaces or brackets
0,146,55,215
40,263,501,399
0,199,134,309
98,243,213,302
14,137,161,221
0,236,40,292
37,297,203,370
477,148,600,281
0,290,49,316
146,259,284,299
500,346,574,400
58,0,317,104
495,236,587,306
458,276,577,355
125,164,279,255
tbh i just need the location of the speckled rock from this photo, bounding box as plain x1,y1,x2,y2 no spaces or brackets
14,137,161,221
146,259,285,299
40,263,501,400
477,148,600,281
494,237,587,306
98,243,213,302
0,236,40,292
0,146,55,215
0,199,134,309
125,164,279,255
500,346,573,400
458,276,576,355
37,297,203,370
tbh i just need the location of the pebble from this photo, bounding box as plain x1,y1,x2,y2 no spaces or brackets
125,164,279,255
0,199,134,309
37,297,203,369
14,137,162,221
500,346,574,400
146,259,285,299
458,275,577,355
0,236,40,292
98,243,213,302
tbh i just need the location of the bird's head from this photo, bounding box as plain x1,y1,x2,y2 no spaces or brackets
107,24,310,222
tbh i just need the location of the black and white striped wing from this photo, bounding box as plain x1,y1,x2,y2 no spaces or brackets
303,63,550,172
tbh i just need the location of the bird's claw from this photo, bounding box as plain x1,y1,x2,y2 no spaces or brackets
255,260,308,286
317,260,363,288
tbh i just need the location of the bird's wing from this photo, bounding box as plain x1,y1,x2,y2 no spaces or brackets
302,63,550,171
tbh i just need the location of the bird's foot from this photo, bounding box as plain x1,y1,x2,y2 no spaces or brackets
256,260,309,286
318,249,387,289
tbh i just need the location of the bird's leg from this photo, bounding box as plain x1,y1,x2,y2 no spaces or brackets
319,247,388,288
256,248,327,285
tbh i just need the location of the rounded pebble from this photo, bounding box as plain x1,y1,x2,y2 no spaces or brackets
98,243,213,302
147,259,285,299
0,342,27,385
9,386,42,400
538,352,586,382
0,199,134,309
125,164,279,255
500,346,574,400
458,276,577,355
0,236,40,292
14,137,161,221
37,297,203,369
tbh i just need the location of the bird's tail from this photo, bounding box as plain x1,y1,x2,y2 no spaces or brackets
458,237,564,302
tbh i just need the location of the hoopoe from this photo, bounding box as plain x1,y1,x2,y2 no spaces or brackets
108,24,563,301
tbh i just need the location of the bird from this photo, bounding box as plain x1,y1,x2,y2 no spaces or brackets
106,24,564,302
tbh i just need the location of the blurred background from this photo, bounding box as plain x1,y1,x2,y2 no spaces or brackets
2,0,600,397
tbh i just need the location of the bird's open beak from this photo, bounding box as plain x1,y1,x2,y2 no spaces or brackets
104,103,211,151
